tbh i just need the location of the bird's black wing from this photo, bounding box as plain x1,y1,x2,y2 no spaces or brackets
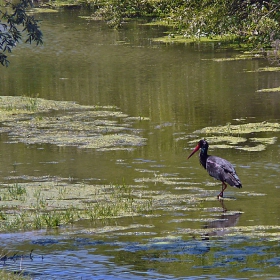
206,156,242,187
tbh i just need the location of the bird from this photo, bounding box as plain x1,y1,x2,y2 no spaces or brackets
187,139,242,198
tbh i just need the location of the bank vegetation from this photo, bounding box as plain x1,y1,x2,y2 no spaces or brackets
1,0,280,65
53,0,280,60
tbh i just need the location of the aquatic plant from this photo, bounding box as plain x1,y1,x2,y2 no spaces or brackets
25,95,39,111
0,180,153,231
257,86,280,92
0,96,148,151
0,96,154,231
187,122,280,152
7,184,26,200
196,122,280,135
42,211,61,228
0,269,28,280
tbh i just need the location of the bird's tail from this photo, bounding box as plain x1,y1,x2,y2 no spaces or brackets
233,173,242,188
227,173,242,188
236,183,242,189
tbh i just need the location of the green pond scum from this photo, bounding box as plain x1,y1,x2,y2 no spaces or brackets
0,96,149,151
186,122,279,151
246,66,280,72
0,96,153,230
257,87,280,93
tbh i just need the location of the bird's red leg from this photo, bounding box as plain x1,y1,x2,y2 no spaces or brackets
217,182,227,198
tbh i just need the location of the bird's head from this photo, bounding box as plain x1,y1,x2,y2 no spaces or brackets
187,139,208,159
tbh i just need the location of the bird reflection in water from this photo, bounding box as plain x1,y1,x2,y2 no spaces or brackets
202,200,242,240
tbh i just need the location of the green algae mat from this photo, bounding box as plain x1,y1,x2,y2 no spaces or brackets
0,96,152,230
187,122,280,151
0,96,148,151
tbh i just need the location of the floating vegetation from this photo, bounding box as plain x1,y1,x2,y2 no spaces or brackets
250,137,277,145
202,52,261,63
213,57,250,62
80,224,154,235
0,174,225,232
256,87,280,93
178,224,280,238
152,33,220,44
258,66,280,72
196,122,280,135
28,8,58,14
0,181,153,231
135,174,196,185
189,136,247,145
237,144,266,151
188,122,279,152
0,96,149,151
246,66,280,73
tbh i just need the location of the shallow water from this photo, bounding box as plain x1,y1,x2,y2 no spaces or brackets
0,8,280,280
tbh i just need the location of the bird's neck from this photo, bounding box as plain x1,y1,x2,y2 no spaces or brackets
199,148,209,169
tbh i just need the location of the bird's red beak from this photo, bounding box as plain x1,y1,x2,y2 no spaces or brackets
187,144,200,159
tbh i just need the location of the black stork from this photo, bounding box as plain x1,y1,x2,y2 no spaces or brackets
187,139,242,198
